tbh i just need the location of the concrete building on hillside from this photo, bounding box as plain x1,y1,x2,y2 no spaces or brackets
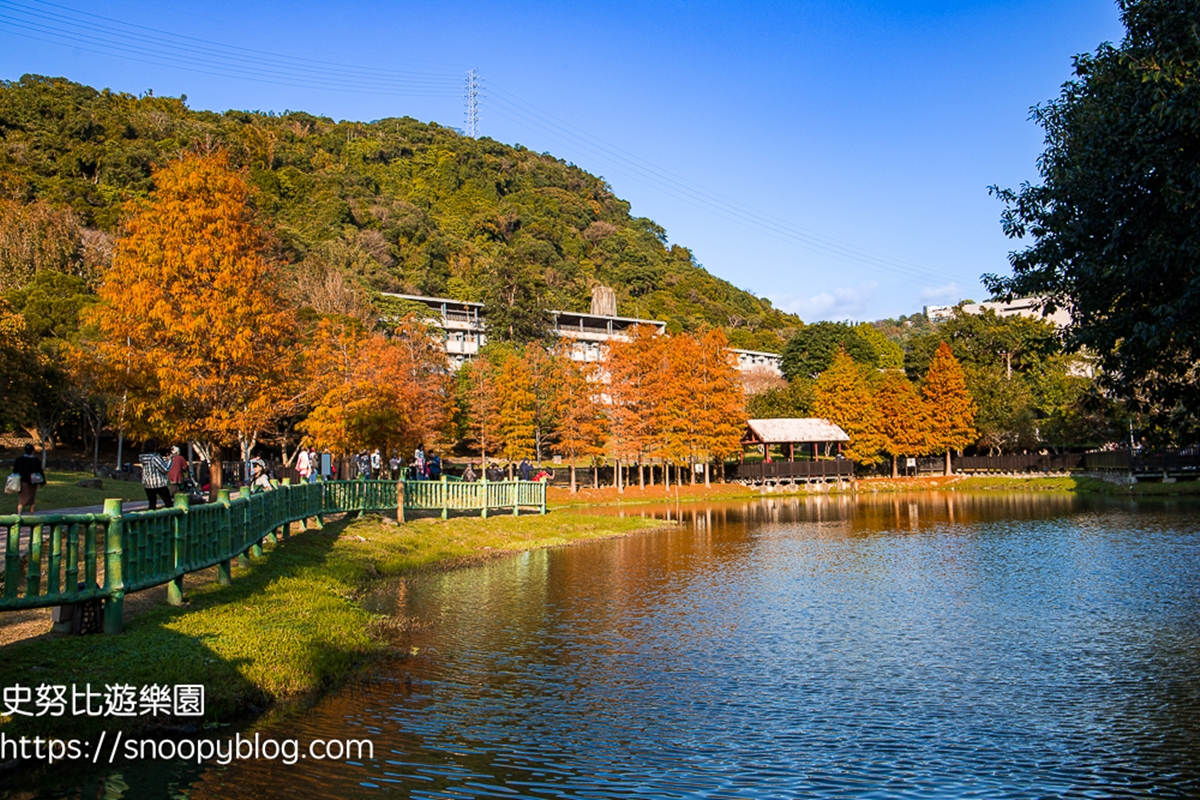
386,287,783,378
730,349,783,377
924,296,1071,328
385,294,487,371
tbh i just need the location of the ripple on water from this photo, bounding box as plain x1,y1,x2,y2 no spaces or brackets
12,494,1200,799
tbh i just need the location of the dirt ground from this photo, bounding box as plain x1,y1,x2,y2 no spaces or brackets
0,564,223,649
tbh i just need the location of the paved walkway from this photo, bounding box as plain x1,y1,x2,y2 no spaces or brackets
0,500,151,560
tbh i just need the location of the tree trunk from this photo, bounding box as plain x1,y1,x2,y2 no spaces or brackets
704,460,710,487
210,447,224,500
570,460,577,493
639,462,645,489
892,454,898,479
615,458,623,493
945,450,953,476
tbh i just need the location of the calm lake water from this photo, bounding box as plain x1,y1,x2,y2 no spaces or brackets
10,492,1200,799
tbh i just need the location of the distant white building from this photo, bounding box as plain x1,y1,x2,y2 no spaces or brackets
383,293,487,371
730,349,783,377
548,309,666,364
389,288,782,377
924,297,1071,328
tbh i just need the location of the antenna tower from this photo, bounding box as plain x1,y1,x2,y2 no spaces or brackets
465,68,480,138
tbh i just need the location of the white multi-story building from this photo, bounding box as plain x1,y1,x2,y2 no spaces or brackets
548,309,666,364
387,289,782,377
384,294,487,371
924,297,1071,328
729,349,783,376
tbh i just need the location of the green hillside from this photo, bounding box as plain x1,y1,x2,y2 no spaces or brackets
0,75,798,350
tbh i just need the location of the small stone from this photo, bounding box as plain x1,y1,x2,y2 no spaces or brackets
76,478,103,490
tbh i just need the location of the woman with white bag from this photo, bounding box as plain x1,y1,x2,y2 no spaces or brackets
10,443,43,514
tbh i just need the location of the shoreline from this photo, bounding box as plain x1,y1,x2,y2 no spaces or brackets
548,473,1200,507
0,511,673,751
3,474,1197,772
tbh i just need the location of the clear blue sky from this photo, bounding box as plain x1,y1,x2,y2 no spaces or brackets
0,0,1125,323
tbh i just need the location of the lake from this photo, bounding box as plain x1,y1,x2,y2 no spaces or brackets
10,492,1200,798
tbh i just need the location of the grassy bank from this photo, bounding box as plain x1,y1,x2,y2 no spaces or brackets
0,511,669,738
0,471,146,514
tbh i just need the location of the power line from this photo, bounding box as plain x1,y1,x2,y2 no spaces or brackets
0,0,961,286
0,0,462,95
483,82,961,285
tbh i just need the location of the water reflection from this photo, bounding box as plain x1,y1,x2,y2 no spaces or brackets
10,493,1200,799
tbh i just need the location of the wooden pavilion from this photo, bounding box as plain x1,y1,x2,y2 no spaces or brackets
741,418,850,462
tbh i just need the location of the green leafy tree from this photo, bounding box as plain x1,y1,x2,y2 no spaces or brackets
782,322,877,380
986,0,1200,441
746,378,815,419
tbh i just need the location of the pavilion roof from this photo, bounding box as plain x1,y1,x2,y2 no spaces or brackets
743,418,850,444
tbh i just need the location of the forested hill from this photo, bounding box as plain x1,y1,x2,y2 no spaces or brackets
0,75,798,350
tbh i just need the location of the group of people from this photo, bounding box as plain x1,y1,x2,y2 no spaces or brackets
138,440,198,509
460,458,555,483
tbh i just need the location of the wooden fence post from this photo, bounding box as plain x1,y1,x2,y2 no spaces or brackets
214,489,237,580
102,498,125,634
167,493,188,606
441,475,449,520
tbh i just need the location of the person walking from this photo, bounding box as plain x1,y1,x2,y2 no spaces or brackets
389,453,401,480
414,444,426,480
12,443,43,514
296,447,312,483
371,449,382,479
356,450,371,480
139,440,173,510
167,446,188,493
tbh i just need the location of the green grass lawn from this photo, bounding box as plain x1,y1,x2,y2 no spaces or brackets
0,510,670,738
0,470,148,514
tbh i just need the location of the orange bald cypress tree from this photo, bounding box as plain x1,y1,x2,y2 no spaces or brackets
86,151,299,486
299,315,450,458
605,324,661,492
813,349,884,465
922,341,977,475
875,371,932,478
551,357,606,492
692,328,746,485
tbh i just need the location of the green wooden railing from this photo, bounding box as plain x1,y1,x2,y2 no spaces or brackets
0,478,546,633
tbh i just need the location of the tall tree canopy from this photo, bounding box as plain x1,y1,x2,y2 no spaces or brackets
986,0,1200,439
85,150,299,468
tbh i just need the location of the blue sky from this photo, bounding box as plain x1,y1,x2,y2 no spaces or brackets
0,0,1126,322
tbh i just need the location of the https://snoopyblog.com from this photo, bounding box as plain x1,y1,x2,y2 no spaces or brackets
2,682,373,765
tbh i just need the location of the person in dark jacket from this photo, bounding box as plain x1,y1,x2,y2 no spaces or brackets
13,443,42,514
518,458,533,481
139,440,173,510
